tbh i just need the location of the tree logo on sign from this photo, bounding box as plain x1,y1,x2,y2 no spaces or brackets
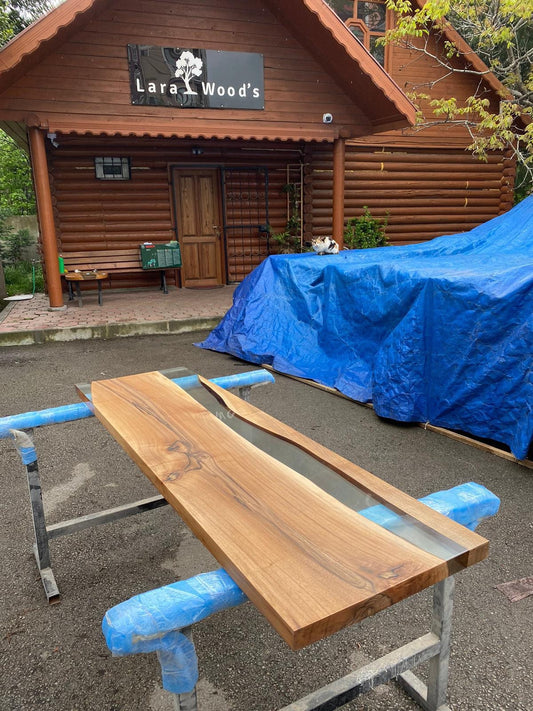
175,51,203,95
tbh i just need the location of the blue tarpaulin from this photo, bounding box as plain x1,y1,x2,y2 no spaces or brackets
198,196,533,459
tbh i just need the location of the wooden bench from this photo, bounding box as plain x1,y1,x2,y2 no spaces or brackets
61,248,178,294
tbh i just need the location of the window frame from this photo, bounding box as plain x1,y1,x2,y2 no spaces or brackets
327,1,391,70
94,156,131,181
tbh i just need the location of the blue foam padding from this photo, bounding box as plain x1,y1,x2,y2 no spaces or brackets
0,370,274,438
102,482,499,693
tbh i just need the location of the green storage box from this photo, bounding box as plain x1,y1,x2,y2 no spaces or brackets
139,242,182,270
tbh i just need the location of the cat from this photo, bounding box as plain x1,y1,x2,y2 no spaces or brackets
310,236,340,255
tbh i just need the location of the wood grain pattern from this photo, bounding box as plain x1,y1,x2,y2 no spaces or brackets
91,371,487,649
199,377,489,568
172,170,224,287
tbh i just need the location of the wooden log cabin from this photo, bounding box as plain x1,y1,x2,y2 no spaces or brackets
0,0,514,307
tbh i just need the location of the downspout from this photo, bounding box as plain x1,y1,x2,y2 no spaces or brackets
28,127,65,310
332,137,345,249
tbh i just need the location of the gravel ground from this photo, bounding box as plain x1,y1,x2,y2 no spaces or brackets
0,333,531,711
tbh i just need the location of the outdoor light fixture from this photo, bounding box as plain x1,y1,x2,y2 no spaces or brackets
95,156,131,180
191,146,204,156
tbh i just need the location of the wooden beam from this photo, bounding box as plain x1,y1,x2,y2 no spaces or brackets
332,137,345,247
28,127,64,309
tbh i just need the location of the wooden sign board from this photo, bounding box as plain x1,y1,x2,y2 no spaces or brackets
89,372,488,650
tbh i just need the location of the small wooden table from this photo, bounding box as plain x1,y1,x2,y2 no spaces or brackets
86,371,488,651
64,270,108,306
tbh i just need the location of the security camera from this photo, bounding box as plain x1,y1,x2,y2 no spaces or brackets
322,113,333,124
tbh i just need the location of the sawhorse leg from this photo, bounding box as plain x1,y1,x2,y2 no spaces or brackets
172,692,198,711
16,428,60,603
277,577,454,711
398,576,454,711
160,270,168,294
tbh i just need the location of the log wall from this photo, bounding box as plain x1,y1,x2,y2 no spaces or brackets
50,135,516,289
308,144,515,244
49,135,302,287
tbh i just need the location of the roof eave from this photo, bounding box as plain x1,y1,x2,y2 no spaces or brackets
0,0,110,93
0,0,416,133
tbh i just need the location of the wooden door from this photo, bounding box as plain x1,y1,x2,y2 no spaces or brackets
172,169,224,287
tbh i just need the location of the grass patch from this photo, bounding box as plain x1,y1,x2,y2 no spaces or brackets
4,261,44,296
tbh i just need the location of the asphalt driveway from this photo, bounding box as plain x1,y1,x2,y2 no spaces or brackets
0,333,531,711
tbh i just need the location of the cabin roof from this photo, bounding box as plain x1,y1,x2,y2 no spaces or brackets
0,0,417,139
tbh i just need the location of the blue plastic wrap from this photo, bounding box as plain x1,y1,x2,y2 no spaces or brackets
198,196,533,460
361,482,500,532
102,482,499,693
417,481,500,530
172,369,274,392
0,403,93,438
0,370,274,439
102,569,247,693
156,632,198,694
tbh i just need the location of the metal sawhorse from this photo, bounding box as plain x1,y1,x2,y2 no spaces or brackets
102,482,499,711
1,367,274,603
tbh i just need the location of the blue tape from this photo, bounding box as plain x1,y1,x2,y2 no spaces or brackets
18,445,37,466
102,482,499,694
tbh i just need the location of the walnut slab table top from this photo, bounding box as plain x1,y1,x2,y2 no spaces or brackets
84,371,489,650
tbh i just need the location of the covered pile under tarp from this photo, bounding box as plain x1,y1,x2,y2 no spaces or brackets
198,196,533,460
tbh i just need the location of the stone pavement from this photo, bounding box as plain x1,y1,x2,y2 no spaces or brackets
0,286,237,346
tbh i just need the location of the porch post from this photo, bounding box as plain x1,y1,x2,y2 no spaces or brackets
28,127,64,310
332,137,345,249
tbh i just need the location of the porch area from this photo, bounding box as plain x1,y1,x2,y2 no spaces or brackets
0,285,237,346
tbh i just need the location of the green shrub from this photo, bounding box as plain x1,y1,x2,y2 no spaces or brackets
4,261,43,296
344,207,389,249
0,227,33,263
270,222,302,254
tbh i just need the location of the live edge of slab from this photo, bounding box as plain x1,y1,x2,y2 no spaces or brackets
87,371,489,651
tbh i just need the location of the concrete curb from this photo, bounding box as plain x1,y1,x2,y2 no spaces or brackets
0,316,222,347
0,299,18,324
